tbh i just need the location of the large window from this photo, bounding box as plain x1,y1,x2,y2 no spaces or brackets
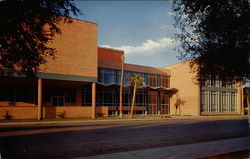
201,76,237,113
123,90,131,107
0,86,35,103
98,68,164,87
98,68,117,85
201,90,236,113
135,92,147,107
160,75,170,88
96,90,116,106
44,88,76,105
82,90,91,106
149,74,158,87
160,93,170,114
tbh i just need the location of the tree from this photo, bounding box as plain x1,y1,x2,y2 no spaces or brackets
174,93,185,115
119,54,125,118
128,74,145,118
243,87,250,115
173,0,250,83
0,0,79,76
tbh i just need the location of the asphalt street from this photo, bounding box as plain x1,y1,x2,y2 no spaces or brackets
0,118,249,159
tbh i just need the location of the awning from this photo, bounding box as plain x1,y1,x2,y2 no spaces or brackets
96,82,178,92
139,86,178,92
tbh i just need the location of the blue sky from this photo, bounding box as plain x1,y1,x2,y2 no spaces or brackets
73,1,180,67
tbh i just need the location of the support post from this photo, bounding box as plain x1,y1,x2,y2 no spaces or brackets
157,91,161,115
119,54,124,118
92,82,96,119
240,83,244,115
38,78,43,120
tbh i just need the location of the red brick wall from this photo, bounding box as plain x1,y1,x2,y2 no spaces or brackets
98,47,124,63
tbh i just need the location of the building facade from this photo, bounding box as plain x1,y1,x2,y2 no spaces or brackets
165,62,242,116
0,18,244,119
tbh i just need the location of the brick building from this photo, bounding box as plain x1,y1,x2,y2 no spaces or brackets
0,18,244,119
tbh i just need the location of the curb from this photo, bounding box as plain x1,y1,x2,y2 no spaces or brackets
0,116,247,126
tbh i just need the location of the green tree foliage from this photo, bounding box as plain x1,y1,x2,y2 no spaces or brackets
173,0,250,83
0,0,79,75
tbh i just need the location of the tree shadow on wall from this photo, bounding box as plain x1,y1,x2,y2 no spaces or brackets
174,96,186,115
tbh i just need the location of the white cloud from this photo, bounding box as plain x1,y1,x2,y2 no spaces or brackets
101,37,179,56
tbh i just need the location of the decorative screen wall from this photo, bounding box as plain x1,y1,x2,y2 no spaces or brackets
200,79,237,113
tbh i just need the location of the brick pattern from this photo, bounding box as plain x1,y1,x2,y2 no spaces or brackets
40,18,98,78
0,106,37,119
0,106,109,119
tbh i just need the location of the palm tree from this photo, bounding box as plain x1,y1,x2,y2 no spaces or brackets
119,54,125,118
128,74,145,118
174,97,185,115
243,87,250,115
243,78,250,115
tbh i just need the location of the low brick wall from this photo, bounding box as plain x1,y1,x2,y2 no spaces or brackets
0,106,109,119
43,106,109,118
96,106,109,117
0,106,38,119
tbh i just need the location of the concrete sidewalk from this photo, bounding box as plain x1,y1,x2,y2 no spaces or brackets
0,115,247,126
74,137,250,159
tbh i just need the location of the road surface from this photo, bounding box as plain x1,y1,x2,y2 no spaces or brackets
0,118,249,159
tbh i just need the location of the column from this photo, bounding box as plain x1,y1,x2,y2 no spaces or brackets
92,82,96,119
157,91,161,115
38,78,42,120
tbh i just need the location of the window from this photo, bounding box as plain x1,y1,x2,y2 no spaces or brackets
201,91,208,112
52,96,65,106
161,75,169,88
44,88,76,105
211,91,216,112
96,90,116,106
135,92,146,107
201,90,236,113
231,93,236,112
123,90,131,107
160,93,170,114
149,74,157,87
98,68,116,85
123,72,131,86
82,90,91,106
0,86,34,103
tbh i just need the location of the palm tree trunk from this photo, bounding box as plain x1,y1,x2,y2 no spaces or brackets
119,55,124,118
130,83,137,118
241,84,244,115
247,96,250,115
